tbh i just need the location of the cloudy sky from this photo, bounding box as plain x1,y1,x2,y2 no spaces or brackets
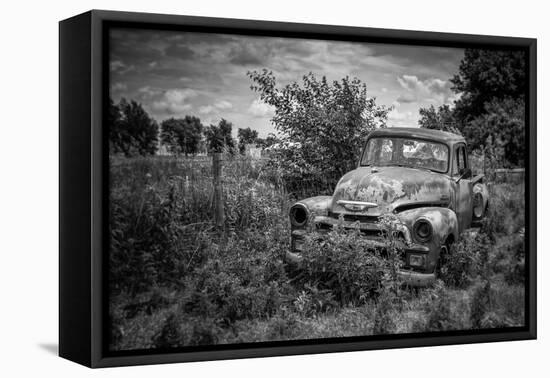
109,28,464,138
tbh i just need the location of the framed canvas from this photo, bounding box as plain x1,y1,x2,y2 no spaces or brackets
59,10,537,368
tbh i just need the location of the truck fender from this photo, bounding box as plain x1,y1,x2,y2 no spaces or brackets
397,207,459,247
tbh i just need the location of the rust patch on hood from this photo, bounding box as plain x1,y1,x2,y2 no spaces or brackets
332,166,451,215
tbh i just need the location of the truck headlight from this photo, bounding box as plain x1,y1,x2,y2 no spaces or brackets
290,204,308,227
413,219,433,242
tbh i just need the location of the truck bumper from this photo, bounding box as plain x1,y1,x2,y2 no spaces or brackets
397,269,436,287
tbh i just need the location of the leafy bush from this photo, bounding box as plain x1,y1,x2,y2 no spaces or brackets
481,183,524,241
293,285,337,317
373,290,397,334
109,155,290,295
503,233,525,285
424,281,454,331
470,281,492,329
469,280,523,329
223,176,285,231
298,226,399,305
153,314,222,348
440,231,486,287
248,70,391,180
109,157,217,294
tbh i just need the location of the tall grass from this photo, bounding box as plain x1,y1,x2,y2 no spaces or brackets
109,155,526,351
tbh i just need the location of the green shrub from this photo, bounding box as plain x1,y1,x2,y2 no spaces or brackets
424,282,453,331
440,231,486,287
109,164,215,294
469,280,523,329
298,227,395,305
470,281,492,329
122,287,173,319
109,155,290,295
153,313,182,348
264,313,300,340
372,290,397,334
293,284,337,317
153,314,223,348
503,233,525,284
481,183,524,241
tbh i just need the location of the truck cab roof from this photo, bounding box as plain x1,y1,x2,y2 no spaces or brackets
368,127,465,145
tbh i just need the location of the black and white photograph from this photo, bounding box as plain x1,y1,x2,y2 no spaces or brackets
107,26,528,352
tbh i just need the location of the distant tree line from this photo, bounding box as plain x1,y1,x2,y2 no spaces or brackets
418,49,526,167
109,98,270,157
109,98,159,156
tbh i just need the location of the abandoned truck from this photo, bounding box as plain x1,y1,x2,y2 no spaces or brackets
287,127,489,286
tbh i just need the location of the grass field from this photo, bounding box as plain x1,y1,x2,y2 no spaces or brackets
108,155,525,351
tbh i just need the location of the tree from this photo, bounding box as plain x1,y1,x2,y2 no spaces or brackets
108,98,127,155
255,133,279,149
218,119,235,151
237,127,259,154
120,99,159,156
109,98,159,156
451,49,526,122
451,49,525,165
248,70,390,178
160,116,203,155
417,48,526,167
465,97,525,167
204,118,235,153
418,104,461,134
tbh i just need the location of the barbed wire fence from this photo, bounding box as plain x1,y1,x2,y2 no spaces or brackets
195,153,341,229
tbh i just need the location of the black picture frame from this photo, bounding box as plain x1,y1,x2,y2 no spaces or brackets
59,9,537,368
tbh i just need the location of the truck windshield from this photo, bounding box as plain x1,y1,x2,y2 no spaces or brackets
361,137,449,173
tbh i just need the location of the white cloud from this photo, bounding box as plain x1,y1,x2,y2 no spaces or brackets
198,100,233,115
110,82,127,92
110,60,125,71
109,60,135,74
427,78,450,94
152,102,192,114
199,105,215,114
387,108,418,127
397,75,423,91
248,98,275,118
389,109,413,121
138,86,163,99
215,100,233,110
164,88,197,103
396,92,416,104
395,75,454,105
151,88,197,115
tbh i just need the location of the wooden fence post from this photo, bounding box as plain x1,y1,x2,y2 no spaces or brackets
212,153,224,229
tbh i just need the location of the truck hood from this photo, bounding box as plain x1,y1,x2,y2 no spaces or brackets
331,166,452,216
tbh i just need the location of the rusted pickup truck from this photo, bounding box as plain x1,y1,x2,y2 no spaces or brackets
287,127,489,286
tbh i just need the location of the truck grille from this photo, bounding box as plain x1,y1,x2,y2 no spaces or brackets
328,211,379,223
